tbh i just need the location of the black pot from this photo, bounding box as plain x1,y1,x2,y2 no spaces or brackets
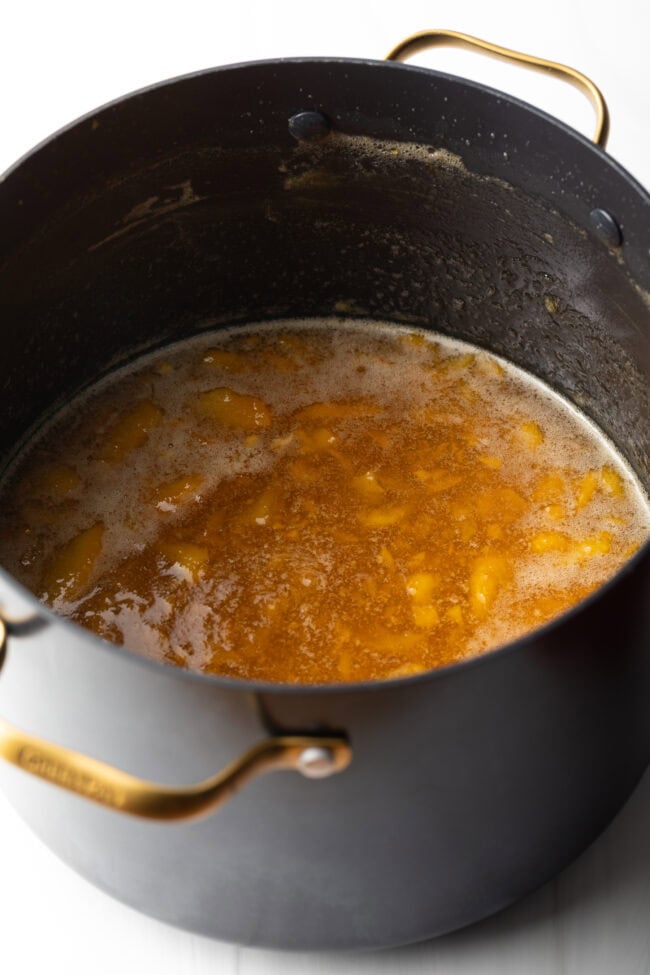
0,32,648,950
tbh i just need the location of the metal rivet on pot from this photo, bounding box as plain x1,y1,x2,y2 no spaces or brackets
288,111,331,142
589,208,623,248
297,745,337,778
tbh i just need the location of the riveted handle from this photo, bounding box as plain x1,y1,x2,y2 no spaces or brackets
386,29,609,148
0,619,351,822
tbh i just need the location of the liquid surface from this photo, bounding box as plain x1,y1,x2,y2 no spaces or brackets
0,321,647,683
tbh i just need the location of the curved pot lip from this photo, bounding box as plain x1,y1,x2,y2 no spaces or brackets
1,539,648,696
1,55,648,696
1,55,649,212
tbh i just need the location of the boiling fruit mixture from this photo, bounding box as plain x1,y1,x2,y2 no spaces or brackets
0,321,647,682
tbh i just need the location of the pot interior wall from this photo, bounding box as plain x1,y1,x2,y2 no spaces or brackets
1,61,648,488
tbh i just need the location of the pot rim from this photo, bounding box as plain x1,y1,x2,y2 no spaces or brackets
1,55,648,695
2,55,650,213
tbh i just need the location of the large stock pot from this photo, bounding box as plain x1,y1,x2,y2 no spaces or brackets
0,31,648,949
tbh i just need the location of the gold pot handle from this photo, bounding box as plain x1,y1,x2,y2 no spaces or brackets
385,29,609,148
0,622,351,822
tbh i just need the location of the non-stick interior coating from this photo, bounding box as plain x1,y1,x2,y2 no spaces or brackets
0,62,648,488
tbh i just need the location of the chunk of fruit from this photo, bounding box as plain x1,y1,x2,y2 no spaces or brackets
159,542,208,581
295,427,337,453
531,531,570,553
295,400,381,422
359,506,408,528
573,531,612,560
518,421,544,448
373,470,408,492
338,650,353,680
195,388,271,430
386,662,427,678
576,470,600,510
601,466,624,497
412,605,440,628
400,331,425,346
271,433,294,451
351,471,385,500
42,523,104,601
100,401,163,462
469,555,512,618
406,572,438,604
577,466,625,509
477,356,504,378
154,474,203,512
243,488,279,526
377,545,396,570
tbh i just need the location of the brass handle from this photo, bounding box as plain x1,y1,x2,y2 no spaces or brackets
0,621,351,822
386,29,609,148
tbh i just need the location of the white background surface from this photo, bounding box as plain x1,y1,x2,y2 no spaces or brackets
1,1,649,972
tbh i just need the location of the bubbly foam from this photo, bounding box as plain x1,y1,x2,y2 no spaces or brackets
0,318,647,680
